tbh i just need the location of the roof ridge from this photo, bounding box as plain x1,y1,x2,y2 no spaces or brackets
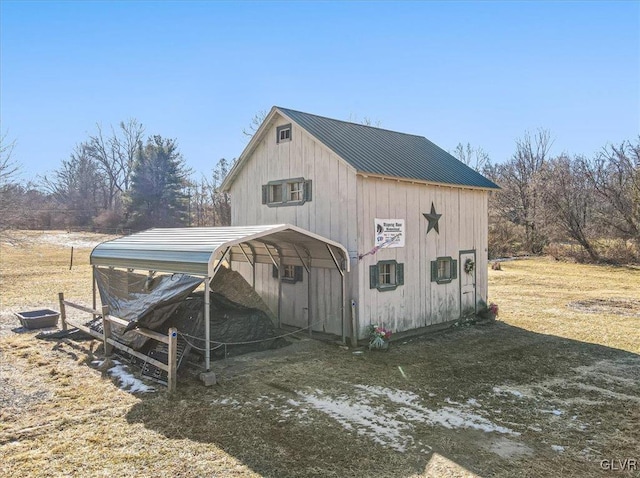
275,106,426,140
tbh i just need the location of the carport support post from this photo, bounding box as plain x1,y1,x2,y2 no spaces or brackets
326,245,346,344
58,292,67,331
102,305,113,356
277,257,282,329
92,266,97,318
307,266,312,337
204,276,211,371
168,327,177,393
340,272,346,344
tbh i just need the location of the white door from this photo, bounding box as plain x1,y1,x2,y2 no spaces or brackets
460,251,477,318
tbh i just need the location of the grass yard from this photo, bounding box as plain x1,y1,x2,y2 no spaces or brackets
1,232,639,477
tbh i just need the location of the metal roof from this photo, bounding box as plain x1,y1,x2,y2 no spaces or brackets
90,224,350,277
275,107,499,189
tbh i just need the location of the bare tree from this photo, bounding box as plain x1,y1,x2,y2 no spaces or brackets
581,138,640,247
348,113,381,127
452,142,490,172
242,110,268,138
0,132,22,233
542,155,599,261
42,146,105,227
85,119,145,210
493,129,553,254
0,131,19,185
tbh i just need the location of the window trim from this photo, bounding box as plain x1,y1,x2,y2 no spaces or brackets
288,180,304,202
262,177,312,207
369,260,404,292
276,124,292,143
431,256,458,284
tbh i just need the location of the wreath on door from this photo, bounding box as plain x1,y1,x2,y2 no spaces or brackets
464,258,475,274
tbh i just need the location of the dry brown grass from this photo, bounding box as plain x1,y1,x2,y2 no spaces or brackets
490,257,640,354
1,234,639,477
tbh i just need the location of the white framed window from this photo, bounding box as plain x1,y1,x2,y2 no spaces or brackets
277,124,292,143
262,178,312,207
370,260,404,291
431,256,458,284
379,262,394,286
437,258,451,281
282,265,296,280
272,264,303,283
289,181,303,201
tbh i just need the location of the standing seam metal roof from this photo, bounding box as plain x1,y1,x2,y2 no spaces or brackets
276,107,500,190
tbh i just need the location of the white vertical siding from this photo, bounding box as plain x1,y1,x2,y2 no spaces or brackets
229,115,357,334
356,177,489,337
229,114,490,339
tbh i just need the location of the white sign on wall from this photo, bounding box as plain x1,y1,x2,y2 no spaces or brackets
374,219,405,248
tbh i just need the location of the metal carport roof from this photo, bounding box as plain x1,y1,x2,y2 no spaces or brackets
90,224,350,276
91,224,352,372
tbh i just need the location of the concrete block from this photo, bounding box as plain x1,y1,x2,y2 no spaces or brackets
199,371,217,386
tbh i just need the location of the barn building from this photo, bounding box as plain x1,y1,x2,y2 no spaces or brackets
221,106,500,342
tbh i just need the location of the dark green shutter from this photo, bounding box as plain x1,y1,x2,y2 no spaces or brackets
431,260,438,282
262,185,268,204
451,259,458,280
369,265,378,289
396,263,404,286
304,180,312,201
272,264,278,278
294,265,303,282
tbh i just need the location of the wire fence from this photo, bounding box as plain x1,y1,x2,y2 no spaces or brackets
176,310,344,361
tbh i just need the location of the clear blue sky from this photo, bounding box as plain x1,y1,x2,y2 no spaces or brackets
2,0,639,182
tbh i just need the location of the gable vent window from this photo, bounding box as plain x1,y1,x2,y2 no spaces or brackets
369,260,404,292
431,256,457,284
277,124,292,143
262,178,312,207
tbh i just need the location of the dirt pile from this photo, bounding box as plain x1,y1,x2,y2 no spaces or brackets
210,265,275,320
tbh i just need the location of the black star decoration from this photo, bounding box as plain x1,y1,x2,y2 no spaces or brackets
423,203,442,235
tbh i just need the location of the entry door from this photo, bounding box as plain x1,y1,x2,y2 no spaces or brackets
459,250,477,318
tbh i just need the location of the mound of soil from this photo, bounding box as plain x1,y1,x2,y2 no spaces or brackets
567,298,640,317
211,265,276,320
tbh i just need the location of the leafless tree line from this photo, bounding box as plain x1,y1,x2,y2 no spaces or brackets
465,132,640,263
0,123,233,234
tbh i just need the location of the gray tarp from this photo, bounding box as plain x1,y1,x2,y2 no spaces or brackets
95,268,203,346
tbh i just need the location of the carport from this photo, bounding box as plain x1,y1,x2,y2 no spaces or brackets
90,224,350,372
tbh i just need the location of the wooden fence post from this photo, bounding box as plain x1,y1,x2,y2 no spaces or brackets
102,305,112,356
168,328,178,393
58,292,67,331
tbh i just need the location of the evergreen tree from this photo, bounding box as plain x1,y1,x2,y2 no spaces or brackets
125,135,189,229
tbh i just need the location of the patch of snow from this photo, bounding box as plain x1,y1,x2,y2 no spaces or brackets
551,445,565,453
482,437,533,459
428,406,518,435
211,398,240,406
353,384,421,404
297,389,413,452
466,398,481,407
493,386,524,397
292,384,519,452
106,360,155,393
38,232,115,249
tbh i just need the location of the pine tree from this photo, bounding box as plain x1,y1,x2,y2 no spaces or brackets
125,135,189,229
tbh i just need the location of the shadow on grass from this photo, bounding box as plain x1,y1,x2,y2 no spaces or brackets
123,322,640,478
